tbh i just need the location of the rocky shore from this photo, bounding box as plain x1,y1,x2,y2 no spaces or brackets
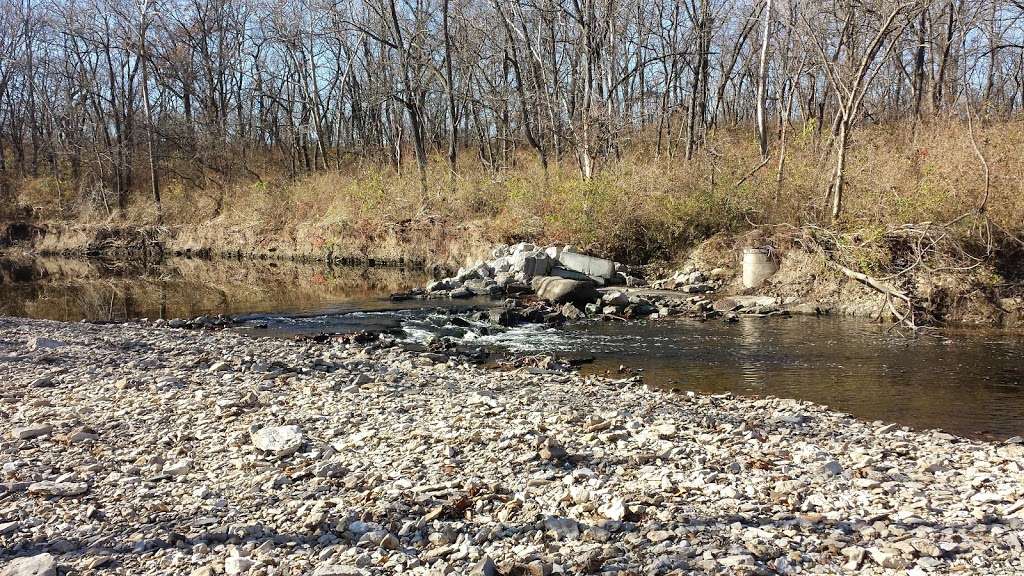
2,317,1023,576
392,244,761,330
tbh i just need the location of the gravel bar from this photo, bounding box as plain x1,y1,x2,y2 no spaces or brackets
1,317,1022,575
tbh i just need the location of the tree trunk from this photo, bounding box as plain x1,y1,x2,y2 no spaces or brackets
755,0,772,160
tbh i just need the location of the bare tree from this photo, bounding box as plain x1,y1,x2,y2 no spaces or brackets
0,0,1019,220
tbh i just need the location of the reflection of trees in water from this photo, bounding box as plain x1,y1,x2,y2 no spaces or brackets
1,256,431,321
737,318,769,388
585,316,1024,439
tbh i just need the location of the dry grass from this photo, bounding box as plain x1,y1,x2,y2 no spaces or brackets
9,119,1024,265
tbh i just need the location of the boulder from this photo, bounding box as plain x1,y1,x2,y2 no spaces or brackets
510,242,536,254
549,266,604,285
602,291,630,307
455,263,492,283
504,282,532,296
560,303,585,320
463,279,496,295
531,277,599,306
426,279,454,292
491,256,512,273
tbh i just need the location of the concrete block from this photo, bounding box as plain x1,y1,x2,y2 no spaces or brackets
550,266,606,286
558,250,615,279
512,253,551,280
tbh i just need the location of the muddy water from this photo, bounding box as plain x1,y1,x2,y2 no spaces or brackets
2,256,1022,439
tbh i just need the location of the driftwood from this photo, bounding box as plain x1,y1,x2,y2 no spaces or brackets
822,259,916,329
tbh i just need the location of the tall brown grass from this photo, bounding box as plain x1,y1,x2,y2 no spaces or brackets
10,120,1024,264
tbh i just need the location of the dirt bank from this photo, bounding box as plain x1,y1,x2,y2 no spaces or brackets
3,217,1022,328
677,227,1024,329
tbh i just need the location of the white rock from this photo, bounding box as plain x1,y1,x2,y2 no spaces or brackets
163,459,192,476
0,553,57,576
11,424,53,440
818,460,843,477
224,556,254,575
27,481,89,497
868,547,907,569
251,425,303,457
599,498,628,521
312,565,366,576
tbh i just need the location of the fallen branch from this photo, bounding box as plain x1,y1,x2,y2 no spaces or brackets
734,156,771,188
800,227,919,330
824,260,916,329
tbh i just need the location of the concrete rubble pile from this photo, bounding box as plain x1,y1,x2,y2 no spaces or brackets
424,244,628,299
397,246,740,326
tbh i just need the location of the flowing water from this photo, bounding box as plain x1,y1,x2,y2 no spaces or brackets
2,255,1022,439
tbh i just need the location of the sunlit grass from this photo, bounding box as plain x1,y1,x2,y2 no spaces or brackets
8,119,1023,264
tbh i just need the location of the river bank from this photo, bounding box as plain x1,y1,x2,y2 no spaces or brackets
4,218,1023,329
2,317,1023,575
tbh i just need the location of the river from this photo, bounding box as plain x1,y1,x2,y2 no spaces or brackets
2,255,1022,439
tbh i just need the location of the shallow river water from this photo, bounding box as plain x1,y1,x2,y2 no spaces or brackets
2,255,1022,439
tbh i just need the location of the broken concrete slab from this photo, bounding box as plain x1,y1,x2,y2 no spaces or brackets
558,250,615,279
549,266,605,285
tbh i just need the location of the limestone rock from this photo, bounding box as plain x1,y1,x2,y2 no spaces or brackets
27,481,89,497
312,566,365,576
0,553,57,576
11,423,53,440
224,556,254,575
599,498,628,521
543,516,580,540
251,425,303,457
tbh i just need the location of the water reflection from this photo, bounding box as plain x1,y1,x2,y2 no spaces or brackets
558,316,1024,439
0,255,432,322
736,319,770,387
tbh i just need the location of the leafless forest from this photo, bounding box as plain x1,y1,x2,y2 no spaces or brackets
0,0,1022,227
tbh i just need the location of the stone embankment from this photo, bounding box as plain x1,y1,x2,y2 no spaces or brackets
2,317,1023,575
